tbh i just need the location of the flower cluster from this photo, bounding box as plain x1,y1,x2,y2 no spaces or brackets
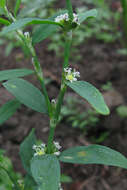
73,13,79,24
17,179,24,189
55,13,69,22
64,67,80,83
53,141,62,156
55,13,80,25
32,141,62,156
32,143,46,156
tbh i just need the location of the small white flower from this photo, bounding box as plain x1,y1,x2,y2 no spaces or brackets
64,67,80,83
55,13,80,25
53,141,62,150
32,144,37,149
51,99,56,104
54,151,61,156
59,183,63,190
41,143,46,148
63,13,69,21
73,13,80,25
17,180,24,188
55,13,69,23
64,67,72,74
32,57,34,64
32,144,46,156
73,69,80,77
24,31,30,38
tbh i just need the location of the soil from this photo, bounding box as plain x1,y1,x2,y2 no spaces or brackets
1,0,127,190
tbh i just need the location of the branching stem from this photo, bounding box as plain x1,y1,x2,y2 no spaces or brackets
4,7,52,117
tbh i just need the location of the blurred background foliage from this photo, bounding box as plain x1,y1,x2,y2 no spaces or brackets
0,0,124,57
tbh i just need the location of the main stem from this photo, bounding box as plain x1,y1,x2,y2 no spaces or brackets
47,32,72,153
66,0,74,21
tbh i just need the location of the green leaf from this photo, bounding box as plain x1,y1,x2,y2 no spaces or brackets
0,7,5,15
59,145,127,169
78,9,97,24
20,129,37,174
0,99,21,125
66,0,73,21
24,174,37,190
14,0,21,17
31,155,60,190
32,24,59,45
0,165,20,190
0,0,6,8
66,81,109,115
61,174,72,183
1,18,62,35
0,18,10,25
3,78,47,113
32,10,67,45
0,68,34,82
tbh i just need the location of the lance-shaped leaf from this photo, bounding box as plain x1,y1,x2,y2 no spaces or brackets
14,0,21,16
0,68,34,82
31,155,60,190
59,145,127,169
1,17,62,35
24,174,37,190
0,18,10,25
0,99,21,125
32,24,59,45
20,129,37,174
66,81,109,115
78,9,97,24
32,10,67,44
0,164,20,190
3,78,47,114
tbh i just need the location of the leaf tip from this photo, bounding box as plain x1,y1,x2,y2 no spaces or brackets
99,105,110,116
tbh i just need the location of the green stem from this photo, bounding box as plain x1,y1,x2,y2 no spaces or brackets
55,84,67,121
4,7,52,117
32,56,52,117
24,42,52,117
63,31,72,69
47,118,57,153
47,32,72,153
4,6,16,22
19,37,52,116
55,32,72,121
66,0,74,21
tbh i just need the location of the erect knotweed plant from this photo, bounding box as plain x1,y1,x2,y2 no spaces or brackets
0,0,127,189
